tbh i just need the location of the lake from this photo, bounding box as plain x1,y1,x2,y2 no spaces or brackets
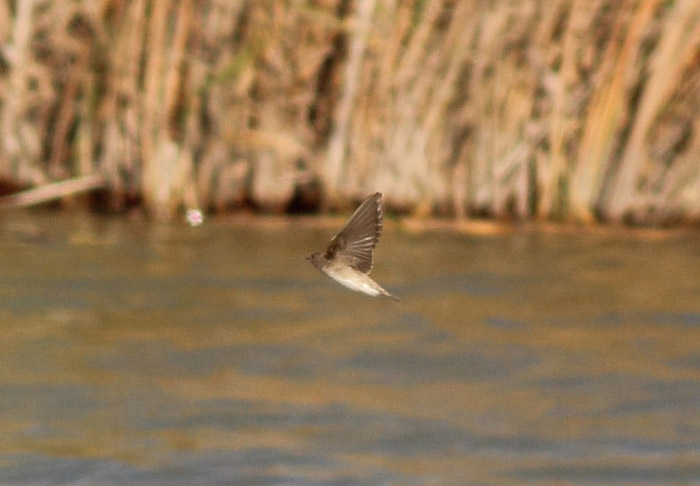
1,211,699,485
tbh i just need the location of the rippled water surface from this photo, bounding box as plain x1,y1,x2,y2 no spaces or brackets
1,211,699,485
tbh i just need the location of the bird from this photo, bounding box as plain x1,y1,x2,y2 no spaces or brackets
307,192,399,301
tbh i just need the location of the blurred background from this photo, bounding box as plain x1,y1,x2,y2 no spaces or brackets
1,0,700,223
1,1,700,485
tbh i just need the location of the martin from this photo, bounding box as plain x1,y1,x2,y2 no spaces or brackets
307,192,399,301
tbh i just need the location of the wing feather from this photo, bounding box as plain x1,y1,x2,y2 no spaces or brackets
325,192,383,274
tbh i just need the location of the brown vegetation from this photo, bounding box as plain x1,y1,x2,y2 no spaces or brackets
1,0,699,224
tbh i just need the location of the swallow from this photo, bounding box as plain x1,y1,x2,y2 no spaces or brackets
307,192,399,301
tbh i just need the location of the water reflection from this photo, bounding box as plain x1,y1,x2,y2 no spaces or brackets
0,211,699,485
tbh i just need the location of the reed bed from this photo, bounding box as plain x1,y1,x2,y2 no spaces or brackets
1,0,699,224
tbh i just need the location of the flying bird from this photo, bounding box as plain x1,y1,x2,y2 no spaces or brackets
307,192,399,301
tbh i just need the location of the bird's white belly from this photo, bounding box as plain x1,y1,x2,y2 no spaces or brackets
325,270,380,296
337,278,380,296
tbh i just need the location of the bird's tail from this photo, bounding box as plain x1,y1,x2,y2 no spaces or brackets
382,289,401,302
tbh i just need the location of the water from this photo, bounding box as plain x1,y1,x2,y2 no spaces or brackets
1,211,699,485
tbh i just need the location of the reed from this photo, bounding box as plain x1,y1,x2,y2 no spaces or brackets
0,0,699,224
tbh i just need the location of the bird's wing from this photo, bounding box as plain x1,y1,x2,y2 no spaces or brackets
325,192,383,274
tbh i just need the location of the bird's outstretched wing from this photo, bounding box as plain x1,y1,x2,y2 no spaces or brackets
325,192,383,274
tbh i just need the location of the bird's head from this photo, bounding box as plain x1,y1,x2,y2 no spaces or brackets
306,252,325,268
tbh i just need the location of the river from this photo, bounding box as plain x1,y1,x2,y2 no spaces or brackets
1,211,699,485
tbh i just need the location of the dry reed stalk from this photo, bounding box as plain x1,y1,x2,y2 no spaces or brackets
425,2,476,217
1,0,40,183
0,174,105,210
344,0,478,215
569,0,663,222
133,0,198,217
76,73,95,178
140,0,170,216
242,1,337,210
383,0,447,209
657,107,700,220
189,1,252,210
48,43,89,179
415,1,476,215
0,1,11,40
537,0,602,218
324,0,377,204
454,2,540,217
96,0,148,206
1,0,700,224
606,0,700,221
